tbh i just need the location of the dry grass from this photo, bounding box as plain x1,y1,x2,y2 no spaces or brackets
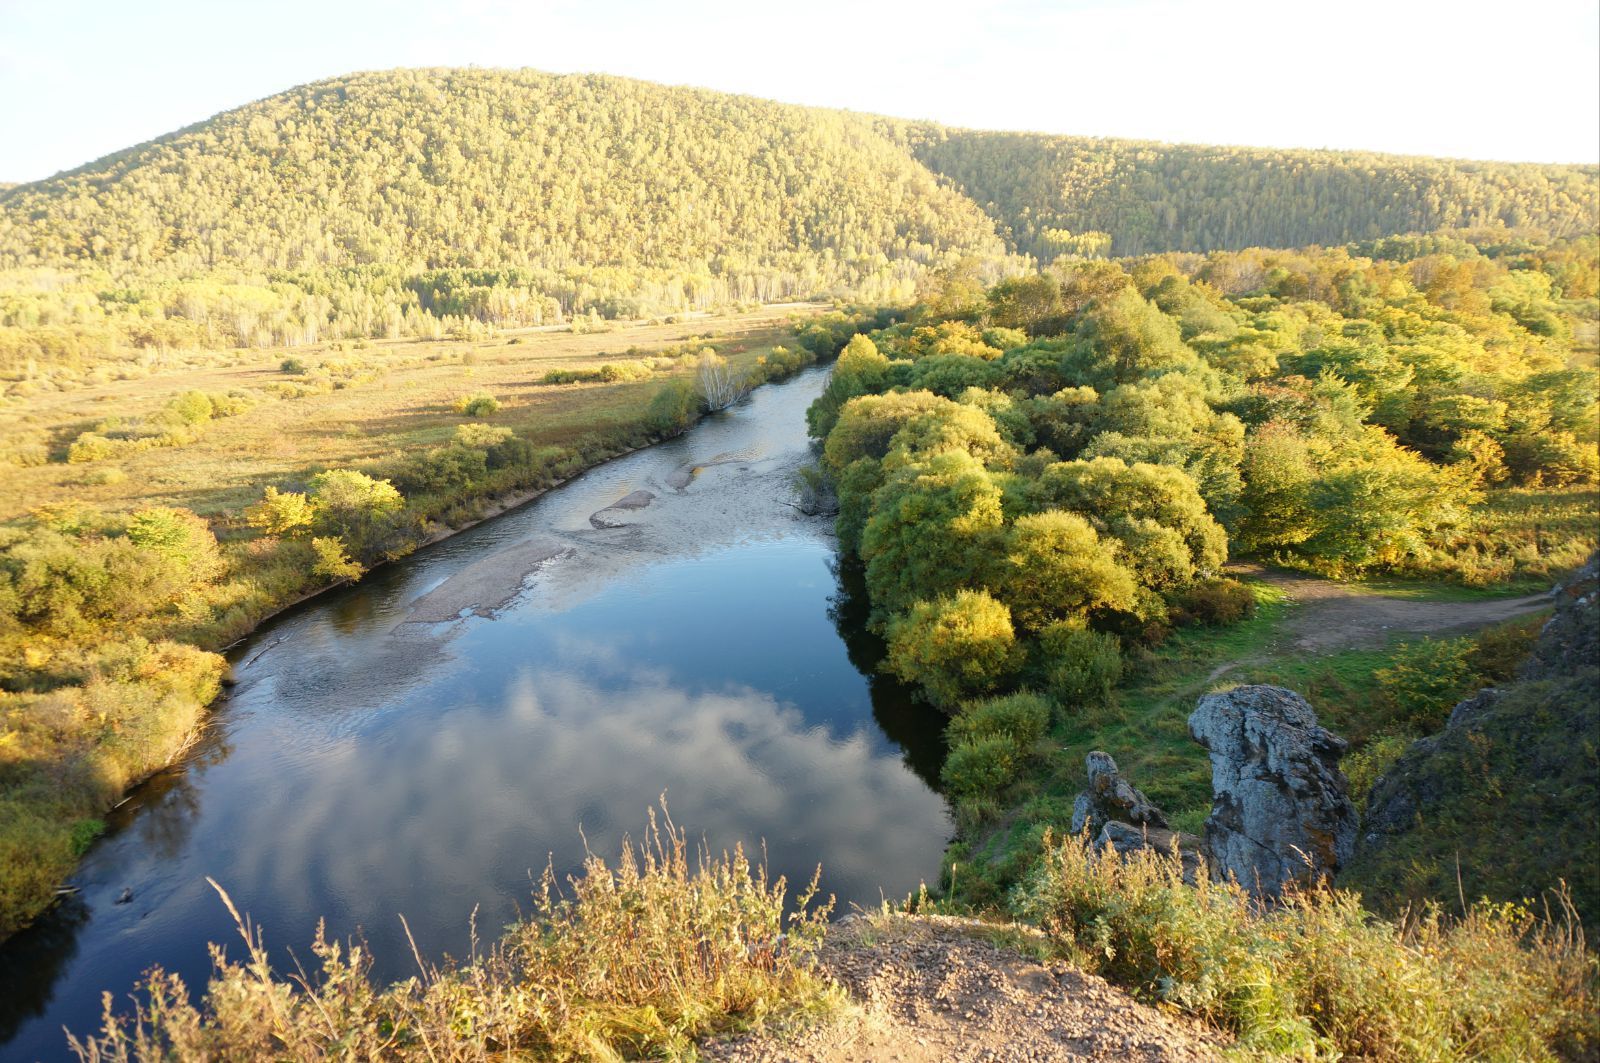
0,305,818,523
1019,831,1599,1062
66,807,842,1062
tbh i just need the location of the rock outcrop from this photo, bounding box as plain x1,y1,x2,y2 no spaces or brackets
1071,750,1168,837
1072,751,1202,884
1187,685,1357,898
1347,555,1600,923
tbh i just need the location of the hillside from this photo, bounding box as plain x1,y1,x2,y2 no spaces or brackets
0,70,1005,316
1,68,1596,382
903,126,1600,259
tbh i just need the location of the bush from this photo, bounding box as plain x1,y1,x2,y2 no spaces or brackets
1172,577,1256,626
1037,622,1123,706
1469,614,1545,682
310,536,364,582
597,360,653,382
949,691,1052,748
884,590,1022,710
67,432,117,463
1020,831,1598,1061
454,423,513,448
455,392,500,417
1341,734,1412,812
647,378,703,435
942,734,1022,797
1375,636,1478,733
541,367,601,384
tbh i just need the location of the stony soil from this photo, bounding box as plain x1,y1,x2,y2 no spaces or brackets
703,914,1224,1062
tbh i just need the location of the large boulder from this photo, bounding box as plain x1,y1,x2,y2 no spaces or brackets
1188,685,1357,898
1070,750,1167,837
1095,821,1205,885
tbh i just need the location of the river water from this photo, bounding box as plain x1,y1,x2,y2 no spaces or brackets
0,367,951,1061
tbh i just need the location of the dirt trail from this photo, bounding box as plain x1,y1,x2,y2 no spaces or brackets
1245,564,1555,654
704,915,1222,1062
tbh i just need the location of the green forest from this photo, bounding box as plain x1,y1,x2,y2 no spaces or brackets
903,127,1600,259
807,230,1598,897
2,67,1596,394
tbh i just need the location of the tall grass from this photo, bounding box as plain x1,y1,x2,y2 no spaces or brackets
1018,831,1598,1061
68,810,840,1061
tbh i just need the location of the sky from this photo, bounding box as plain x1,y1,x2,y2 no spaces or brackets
1,0,1596,184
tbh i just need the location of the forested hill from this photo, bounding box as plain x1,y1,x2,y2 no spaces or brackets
1,67,1595,366
0,68,1004,288
900,127,1600,260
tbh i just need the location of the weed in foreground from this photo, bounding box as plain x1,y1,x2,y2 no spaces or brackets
67,807,841,1061
1017,831,1598,1062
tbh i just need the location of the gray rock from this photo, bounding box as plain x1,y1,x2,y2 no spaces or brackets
1094,821,1205,885
1519,553,1598,683
1069,751,1168,837
1188,685,1357,898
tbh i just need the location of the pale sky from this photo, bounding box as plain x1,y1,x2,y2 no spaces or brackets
1,0,1596,184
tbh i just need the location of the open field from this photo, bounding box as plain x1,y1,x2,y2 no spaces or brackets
0,304,823,525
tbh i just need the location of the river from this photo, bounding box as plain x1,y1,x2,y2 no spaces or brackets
0,366,952,1061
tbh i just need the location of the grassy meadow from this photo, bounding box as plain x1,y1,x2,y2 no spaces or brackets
1,306,820,525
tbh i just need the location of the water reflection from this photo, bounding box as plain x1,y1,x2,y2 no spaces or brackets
0,369,952,1061
828,558,949,790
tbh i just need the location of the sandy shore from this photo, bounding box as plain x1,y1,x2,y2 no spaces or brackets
404,537,574,622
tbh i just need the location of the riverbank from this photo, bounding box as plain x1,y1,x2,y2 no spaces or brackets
0,304,849,942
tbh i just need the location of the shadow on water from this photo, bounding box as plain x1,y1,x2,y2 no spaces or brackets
827,557,949,790
0,898,88,1044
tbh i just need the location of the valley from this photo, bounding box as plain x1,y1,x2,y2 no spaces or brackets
0,59,1595,1063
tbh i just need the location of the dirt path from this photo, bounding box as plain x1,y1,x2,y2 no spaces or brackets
1197,566,1553,691
1243,565,1555,654
703,915,1223,1062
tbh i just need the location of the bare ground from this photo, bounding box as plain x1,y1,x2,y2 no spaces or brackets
1251,565,1556,654
1200,565,1557,687
703,915,1223,1062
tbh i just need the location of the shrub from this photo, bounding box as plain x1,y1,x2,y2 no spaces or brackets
1172,577,1256,626
1469,614,1545,682
454,423,513,448
884,590,1022,710
541,367,602,384
1037,622,1123,706
1341,734,1412,811
310,536,364,582
1375,636,1477,733
949,691,1052,748
647,378,702,435
597,360,653,382
942,734,1021,797
455,392,500,417
244,485,314,537
1020,831,1598,1061
163,390,216,426
308,470,404,546
125,507,222,581
67,432,117,463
